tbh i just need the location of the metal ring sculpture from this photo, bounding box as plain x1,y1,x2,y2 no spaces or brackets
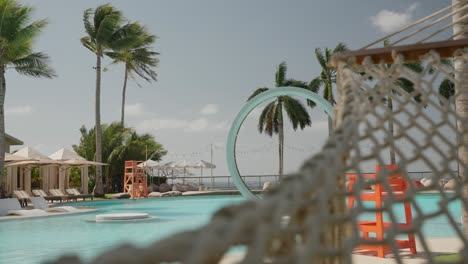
226,87,334,199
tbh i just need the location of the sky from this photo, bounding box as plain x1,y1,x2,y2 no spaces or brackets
5,0,449,176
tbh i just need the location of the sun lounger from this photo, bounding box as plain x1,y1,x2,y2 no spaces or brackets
49,189,77,202
29,197,78,213
32,189,63,203
0,198,48,217
66,188,94,201
13,190,30,207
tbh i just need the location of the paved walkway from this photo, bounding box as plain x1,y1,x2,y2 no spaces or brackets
221,238,463,263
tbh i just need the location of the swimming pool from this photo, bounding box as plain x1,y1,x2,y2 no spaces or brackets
0,195,245,264
0,194,463,264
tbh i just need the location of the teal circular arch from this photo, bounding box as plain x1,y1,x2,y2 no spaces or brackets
226,87,334,200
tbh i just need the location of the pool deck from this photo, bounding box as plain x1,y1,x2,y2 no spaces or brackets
0,208,97,221
220,238,463,263
181,190,263,196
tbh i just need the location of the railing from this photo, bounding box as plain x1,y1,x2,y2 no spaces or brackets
149,171,454,191
150,174,280,190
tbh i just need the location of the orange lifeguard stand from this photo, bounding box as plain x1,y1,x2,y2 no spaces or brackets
347,164,416,257
123,160,148,198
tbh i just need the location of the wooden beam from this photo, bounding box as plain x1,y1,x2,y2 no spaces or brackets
334,38,468,64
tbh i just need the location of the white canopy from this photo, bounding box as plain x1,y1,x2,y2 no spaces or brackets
49,148,85,161
5,153,35,162
191,160,216,169
14,146,50,160
174,160,192,168
6,159,65,167
62,158,108,166
137,159,161,168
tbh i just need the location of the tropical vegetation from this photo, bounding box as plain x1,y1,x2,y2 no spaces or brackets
81,4,147,196
73,122,167,193
0,0,55,196
247,62,312,177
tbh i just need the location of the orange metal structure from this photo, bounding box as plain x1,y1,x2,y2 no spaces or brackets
347,164,416,258
123,160,148,198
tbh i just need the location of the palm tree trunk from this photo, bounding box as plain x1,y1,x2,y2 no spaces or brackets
278,107,284,177
327,116,333,136
327,83,334,136
120,66,128,127
0,68,6,198
94,54,104,197
453,0,468,239
388,97,396,164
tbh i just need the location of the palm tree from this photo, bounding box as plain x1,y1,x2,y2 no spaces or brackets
247,62,312,177
312,43,348,135
0,0,55,196
106,24,159,126
81,4,142,196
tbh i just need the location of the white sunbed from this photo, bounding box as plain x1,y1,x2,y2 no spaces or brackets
0,198,48,217
29,196,79,213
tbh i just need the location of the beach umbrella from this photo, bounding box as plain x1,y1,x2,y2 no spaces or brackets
174,160,193,178
191,160,216,185
138,159,162,179
49,148,85,161
14,146,50,160
6,159,66,167
9,148,54,195
62,158,108,166
5,153,36,163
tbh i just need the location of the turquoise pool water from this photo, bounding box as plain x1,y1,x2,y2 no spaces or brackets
0,195,245,264
0,194,463,264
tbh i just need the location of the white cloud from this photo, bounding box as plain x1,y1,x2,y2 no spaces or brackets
213,121,229,131
6,105,32,115
187,118,209,131
371,3,418,34
200,104,218,115
136,117,228,133
125,103,145,116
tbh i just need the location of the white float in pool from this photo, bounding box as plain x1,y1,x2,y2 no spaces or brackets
96,213,149,221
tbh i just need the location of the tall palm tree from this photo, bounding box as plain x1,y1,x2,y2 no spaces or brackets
0,0,55,196
106,24,159,126
81,4,141,196
248,62,312,176
312,43,348,135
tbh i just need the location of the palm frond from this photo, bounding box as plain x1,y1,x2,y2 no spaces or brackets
80,36,96,53
275,62,287,87
11,51,56,78
283,96,311,130
83,8,95,41
108,22,144,51
305,77,322,108
403,61,423,73
333,42,348,53
273,102,282,134
439,78,455,101
315,48,327,69
396,77,422,103
258,101,276,136
95,13,122,48
282,78,308,88
247,87,269,101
